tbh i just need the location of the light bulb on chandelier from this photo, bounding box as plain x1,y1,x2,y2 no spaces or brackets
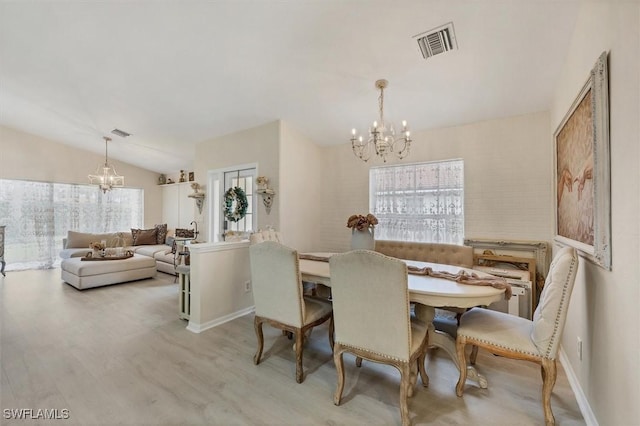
350,79,411,163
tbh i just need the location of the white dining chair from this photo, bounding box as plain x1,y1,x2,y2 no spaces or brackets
455,246,578,426
249,241,333,383
329,250,429,426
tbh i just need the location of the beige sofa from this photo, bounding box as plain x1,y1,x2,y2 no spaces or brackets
60,230,177,275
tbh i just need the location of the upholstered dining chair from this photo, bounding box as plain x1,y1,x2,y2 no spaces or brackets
249,241,334,383
455,246,578,426
329,250,429,426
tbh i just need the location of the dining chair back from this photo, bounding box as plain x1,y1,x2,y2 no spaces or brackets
329,250,429,426
455,246,578,426
249,241,333,383
250,241,303,326
249,229,283,245
531,246,579,358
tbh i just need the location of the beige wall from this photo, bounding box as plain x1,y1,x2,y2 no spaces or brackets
279,122,325,252
194,121,281,241
550,3,640,425
0,125,163,227
315,111,553,253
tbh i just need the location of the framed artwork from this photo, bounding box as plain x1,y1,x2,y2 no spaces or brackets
554,51,610,270
188,172,195,182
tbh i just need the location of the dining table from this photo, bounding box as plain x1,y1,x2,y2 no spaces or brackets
299,253,506,389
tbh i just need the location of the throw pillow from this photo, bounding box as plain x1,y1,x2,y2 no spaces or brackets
154,224,168,244
131,228,158,246
175,228,195,238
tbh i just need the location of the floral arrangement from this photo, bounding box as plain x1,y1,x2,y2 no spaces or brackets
346,214,378,231
89,241,106,251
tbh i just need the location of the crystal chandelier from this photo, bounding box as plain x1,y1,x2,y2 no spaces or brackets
88,136,124,193
350,79,411,162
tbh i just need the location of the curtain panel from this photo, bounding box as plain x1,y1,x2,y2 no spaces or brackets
0,179,143,271
369,159,464,244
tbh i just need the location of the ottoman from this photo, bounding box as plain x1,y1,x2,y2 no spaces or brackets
61,254,157,290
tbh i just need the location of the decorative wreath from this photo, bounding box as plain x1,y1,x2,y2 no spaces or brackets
224,186,248,222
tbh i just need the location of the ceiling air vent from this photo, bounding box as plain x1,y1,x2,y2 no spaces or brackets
413,22,457,59
111,128,131,138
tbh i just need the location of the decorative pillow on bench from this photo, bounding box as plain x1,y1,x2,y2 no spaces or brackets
131,228,158,246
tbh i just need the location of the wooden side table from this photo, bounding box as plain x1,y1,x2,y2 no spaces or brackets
0,225,5,276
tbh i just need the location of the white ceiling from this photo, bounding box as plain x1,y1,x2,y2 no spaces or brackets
0,1,580,174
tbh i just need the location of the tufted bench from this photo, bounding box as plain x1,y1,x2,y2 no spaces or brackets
61,254,157,290
374,240,473,268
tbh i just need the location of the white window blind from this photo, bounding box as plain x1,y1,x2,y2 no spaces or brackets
0,179,143,271
369,159,464,244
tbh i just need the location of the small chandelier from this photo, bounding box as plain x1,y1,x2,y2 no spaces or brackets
88,136,124,193
350,79,411,163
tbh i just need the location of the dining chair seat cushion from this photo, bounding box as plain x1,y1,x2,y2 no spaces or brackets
458,308,539,357
303,296,333,324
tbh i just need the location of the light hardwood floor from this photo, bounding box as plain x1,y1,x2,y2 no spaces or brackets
1,269,585,425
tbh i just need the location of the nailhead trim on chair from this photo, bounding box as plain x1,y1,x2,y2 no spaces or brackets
542,255,576,359
336,341,411,363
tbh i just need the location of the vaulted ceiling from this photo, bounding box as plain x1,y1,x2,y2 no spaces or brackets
0,1,580,174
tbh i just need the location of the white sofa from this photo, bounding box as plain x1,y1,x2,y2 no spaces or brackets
60,230,178,275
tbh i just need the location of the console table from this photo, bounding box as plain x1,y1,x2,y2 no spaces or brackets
0,225,5,276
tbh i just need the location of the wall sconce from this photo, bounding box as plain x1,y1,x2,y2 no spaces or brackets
256,176,275,214
188,182,205,214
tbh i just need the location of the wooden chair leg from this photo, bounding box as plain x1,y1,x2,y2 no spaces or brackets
470,345,479,365
541,358,557,426
295,329,305,383
333,345,345,406
399,363,411,426
253,317,264,365
417,351,429,387
328,316,335,351
455,337,468,397
355,356,363,367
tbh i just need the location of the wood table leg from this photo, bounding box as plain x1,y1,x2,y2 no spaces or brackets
414,304,488,389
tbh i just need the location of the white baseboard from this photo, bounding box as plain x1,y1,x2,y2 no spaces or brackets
559,347,598,426
186,306,255,333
